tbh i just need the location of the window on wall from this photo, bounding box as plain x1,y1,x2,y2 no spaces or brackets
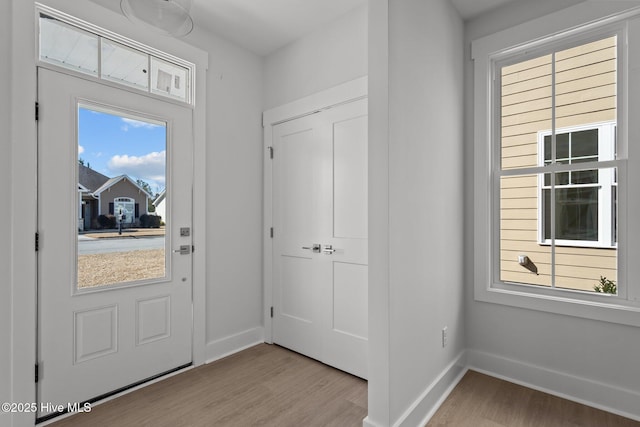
538,123,616,248
497,35,620,294
472,4,640,326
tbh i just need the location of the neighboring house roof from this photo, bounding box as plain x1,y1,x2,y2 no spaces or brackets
93,174,154,199
78,165,153,199
153,189,166,207
78,164,110,193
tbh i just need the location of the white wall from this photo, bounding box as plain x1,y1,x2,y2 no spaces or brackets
464,0,640,419
183,29,265,357
367,0,390,424
368,0,466,425
0,1,13,425
263,4,368,110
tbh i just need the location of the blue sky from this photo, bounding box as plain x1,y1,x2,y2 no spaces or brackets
78,107,166,194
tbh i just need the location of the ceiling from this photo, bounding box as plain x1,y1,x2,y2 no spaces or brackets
451,0,520,20
91,0,520,56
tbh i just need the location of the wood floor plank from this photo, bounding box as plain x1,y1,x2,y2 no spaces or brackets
427,370,640,427
49,344,367,427
48,348,638,427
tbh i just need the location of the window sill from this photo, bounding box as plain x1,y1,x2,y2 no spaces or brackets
475,283,640,328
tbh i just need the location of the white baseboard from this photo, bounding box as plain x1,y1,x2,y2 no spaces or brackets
394,351,468,427
362,417,383,427
205,327,265,364
467,349,640,422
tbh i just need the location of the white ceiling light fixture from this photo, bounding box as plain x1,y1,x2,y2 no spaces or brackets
120,0,194,37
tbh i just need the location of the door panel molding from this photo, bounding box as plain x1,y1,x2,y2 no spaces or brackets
74,305,119,364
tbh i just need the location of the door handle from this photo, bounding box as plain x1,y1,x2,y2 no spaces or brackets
173,245,191,255
322,245,336,254
302,243,321,253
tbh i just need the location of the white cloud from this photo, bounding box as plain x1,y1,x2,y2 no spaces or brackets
120,117,162,131
78,145,85,154
108,151,166,187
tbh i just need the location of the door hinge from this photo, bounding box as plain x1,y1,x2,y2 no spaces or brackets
270,227,274,238
35,364,39,383
270,306,274,318
192,245,195,253
35,232,39,252
35,102,39,121
268,146,274,159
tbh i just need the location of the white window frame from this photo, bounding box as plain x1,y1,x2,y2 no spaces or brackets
537,122,617,248
472,3,640,327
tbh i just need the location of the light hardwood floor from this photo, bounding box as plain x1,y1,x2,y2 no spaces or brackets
49,345,639,427
427,370,640,427
49,344,367,427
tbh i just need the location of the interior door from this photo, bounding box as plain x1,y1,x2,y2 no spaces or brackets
37,68,193,420
272,98,368,379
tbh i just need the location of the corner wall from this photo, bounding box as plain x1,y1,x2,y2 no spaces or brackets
367,0,390,424
184,28,265,361
368,0,466,425
464,0,640,420
388,0,465,423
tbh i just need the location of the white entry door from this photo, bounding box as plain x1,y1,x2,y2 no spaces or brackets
37,68,193,420
272,98,368,379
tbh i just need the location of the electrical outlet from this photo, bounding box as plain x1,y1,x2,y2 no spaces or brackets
442,326,448,348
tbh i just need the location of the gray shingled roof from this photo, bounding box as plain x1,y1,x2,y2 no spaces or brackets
78,164,110,193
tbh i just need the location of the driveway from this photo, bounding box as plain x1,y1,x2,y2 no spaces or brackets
78,235,165,255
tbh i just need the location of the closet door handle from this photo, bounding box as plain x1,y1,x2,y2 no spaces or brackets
302,244,321,253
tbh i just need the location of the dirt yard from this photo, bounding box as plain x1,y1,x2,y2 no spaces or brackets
78,249,165,288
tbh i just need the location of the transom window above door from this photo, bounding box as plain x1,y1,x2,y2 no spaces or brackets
37,5,194,105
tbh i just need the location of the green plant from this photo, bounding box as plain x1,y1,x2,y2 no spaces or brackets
593,276,616,294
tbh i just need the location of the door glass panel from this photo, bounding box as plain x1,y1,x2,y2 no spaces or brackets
77,105,167,289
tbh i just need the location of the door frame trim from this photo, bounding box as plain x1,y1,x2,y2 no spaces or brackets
262,76,368,343
9,2,208,425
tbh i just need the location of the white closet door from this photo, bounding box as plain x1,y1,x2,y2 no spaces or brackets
272,98,368,379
